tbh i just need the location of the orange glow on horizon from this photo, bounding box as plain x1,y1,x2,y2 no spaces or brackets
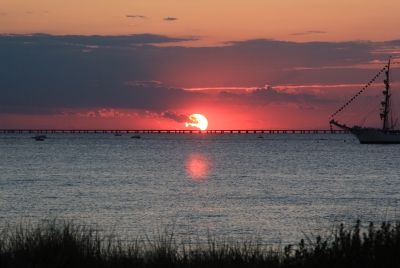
185,114,208,130
185,153,210,182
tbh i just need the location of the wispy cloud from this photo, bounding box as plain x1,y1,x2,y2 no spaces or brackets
183,87,257,92
75,111,97,117
98,108,131,117
126,15,147,19
273,84,373,90
125,80,162,87
290,30,326,36
54,109,97,118
216,86,336,108
163,17,177,21
56,109,134,118
0,33,197,47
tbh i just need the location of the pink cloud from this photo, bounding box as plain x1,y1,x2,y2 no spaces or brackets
98,109,130,117
55,110,97,117
124,80,162,87
76,111,97,117
145,111,160,118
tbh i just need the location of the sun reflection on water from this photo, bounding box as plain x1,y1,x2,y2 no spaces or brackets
185,153,209,182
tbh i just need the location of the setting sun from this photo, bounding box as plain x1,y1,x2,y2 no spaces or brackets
185,114,208,130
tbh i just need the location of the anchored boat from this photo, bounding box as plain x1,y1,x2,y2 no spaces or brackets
330,57,400,144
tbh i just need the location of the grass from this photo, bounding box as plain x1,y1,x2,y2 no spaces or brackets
0,219,400,267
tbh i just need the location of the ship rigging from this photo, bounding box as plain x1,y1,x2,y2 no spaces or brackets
329,57,400,144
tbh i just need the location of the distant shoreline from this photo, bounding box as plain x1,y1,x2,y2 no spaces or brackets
0,129,348,134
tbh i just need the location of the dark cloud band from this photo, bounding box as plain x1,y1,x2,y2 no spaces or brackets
0,34,398,116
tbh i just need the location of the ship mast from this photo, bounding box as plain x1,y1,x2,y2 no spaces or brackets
381,58,391,131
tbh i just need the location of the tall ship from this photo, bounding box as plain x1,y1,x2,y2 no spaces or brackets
329,57,400,144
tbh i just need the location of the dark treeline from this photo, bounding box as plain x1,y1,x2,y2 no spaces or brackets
0,219,399,267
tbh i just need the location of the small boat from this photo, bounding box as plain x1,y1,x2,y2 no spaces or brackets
31,135,47,139
131,135,141,139
330,57,400,144
35,136,45,141
114,133,122,136
257,135,263,139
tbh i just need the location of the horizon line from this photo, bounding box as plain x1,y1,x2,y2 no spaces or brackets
1,129,348,134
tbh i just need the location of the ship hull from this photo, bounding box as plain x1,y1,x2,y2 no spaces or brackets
351,128,400,144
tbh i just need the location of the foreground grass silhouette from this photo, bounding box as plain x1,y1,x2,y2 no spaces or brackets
0,219,400,267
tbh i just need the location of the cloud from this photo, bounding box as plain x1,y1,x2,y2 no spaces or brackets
250,86,330,104
126,15,147,19
142,110,189,125
0,33,197,47
163,17,177,21
145,111,160,118
98,109,130,117
75,111,97,117
309,31,326,34
0,34,398,118
52,109,97,117
216,86,335,108
56,109,135,118
290,30,326,36
161,110,188,123
125,80,162,87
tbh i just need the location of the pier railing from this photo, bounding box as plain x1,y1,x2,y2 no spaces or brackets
1,129,349,134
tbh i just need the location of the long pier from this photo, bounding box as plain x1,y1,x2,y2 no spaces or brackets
1,129,349,134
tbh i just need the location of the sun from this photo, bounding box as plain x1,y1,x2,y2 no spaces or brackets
185,114,208,130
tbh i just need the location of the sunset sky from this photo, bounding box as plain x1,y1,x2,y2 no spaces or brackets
1,0,400,130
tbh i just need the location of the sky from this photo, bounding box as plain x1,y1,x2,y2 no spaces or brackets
1,0,400,130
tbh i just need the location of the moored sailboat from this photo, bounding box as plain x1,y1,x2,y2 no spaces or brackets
330,57,400,144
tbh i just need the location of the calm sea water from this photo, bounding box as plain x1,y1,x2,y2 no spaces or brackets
1,133,399,245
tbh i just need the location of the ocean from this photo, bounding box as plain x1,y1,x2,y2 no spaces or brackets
1,133,399,245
